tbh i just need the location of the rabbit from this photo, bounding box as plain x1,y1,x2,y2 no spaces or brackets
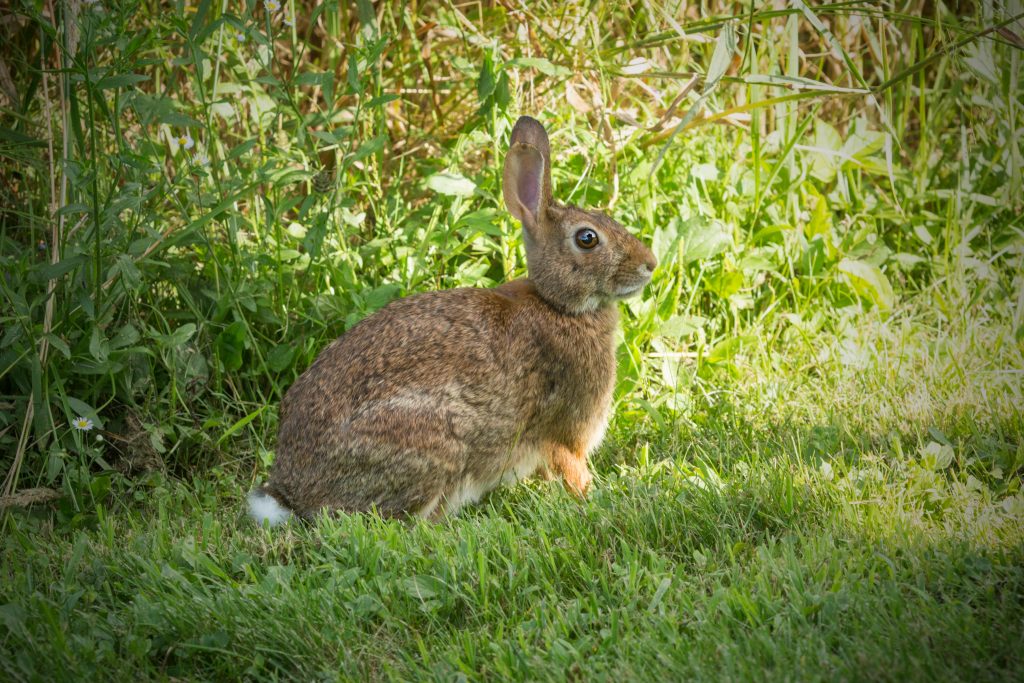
248,115,657,525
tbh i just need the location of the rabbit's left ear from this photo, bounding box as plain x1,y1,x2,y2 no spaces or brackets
503,116,552,236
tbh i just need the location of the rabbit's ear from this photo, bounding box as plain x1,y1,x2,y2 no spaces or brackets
503,116,552,235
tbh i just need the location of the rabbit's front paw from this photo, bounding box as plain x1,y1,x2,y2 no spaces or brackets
566,467,593,498
548,444,592,498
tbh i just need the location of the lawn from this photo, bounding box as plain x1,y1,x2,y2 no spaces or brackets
2,1,1023,680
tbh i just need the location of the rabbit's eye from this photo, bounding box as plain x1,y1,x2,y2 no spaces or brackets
574,228,599,250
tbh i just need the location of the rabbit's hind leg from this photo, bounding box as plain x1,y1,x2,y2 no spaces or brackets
415,492,445,521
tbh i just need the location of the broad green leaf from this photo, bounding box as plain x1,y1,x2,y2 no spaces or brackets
841,118,885,162
737,249,777,274
804,190,833,259
0,127,43,145
43,333,70,359
347,53,360,93
401,574,447,600
680,217,732,265
31,254,86,283
703,21,736,93
807,119,842,183
66,397,104,429
456,209,502,237
651,222,680,264
494,71,511,110
216,321,246,372
89,328,109,363
963,40,999,85
188,0,211,39
505,57,571,77
691,163,718,181
920,441,955,470
813,119,842,151
706,335,755,363
426,172,476,197
913,224,933,245
95,73,149,90
113,254,142,289
364,284,401,312
707,270,743,299
46,447,63,482
110,324,140,350
152,323,197,348
350,135,386,162
892,253,925,269
0,603,27,632
355,0,377,30
267,344,297,373
838,258,895,310
659,315,705,339
227,138,258,160
157,111,203,128
366,93,400,108
181,348,209,384
478,54,495,100
294,71,331,87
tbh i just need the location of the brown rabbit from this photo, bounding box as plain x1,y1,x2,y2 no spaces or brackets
249,116,656,524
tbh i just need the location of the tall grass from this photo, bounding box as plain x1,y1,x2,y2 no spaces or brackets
0,0,1021,510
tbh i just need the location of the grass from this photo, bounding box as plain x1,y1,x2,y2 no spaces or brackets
2,0,1024,680
3,373,1023,680
4,307,1022,680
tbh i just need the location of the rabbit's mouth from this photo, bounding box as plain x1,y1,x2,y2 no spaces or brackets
612,280,649,299
609,260,655,300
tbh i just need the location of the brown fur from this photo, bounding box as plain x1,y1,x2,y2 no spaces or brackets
263,116,656,519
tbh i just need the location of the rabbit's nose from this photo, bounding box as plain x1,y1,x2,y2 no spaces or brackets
642,252,657,274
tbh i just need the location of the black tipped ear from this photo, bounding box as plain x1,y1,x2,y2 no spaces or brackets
502,116,552,234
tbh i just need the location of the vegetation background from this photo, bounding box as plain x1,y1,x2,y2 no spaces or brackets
1,0,1023,679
